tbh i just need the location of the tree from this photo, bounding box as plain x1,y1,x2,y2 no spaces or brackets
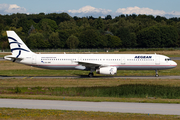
11,17,19,27
177,22,180,46
155,16,167,22
58,19,78,30
1,12,180,49
58,30,70,48
116,27,137,48
38,19,58,32
66,35,79,49
93,17,104,30
137,26,178,48
27,33,49,49
1,41,9,50
79,29,100,48
159,26,178,47
56,12,71,23
79,17,90,29
106,35,122,48
137,26,161,48
17,19,36,33
48,32,61,48
105,15,112,20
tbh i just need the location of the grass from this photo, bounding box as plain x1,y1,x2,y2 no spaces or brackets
0,78,180,103
1,78,180,87
0,108,179,120
1,84,180,99
1,94,180,104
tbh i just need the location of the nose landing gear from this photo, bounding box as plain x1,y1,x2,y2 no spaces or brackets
155,70,159,77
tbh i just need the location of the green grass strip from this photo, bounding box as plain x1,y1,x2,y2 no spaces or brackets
1,84,180,99
0,108,179,120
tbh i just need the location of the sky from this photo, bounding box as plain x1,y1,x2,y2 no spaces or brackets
0,0,180,18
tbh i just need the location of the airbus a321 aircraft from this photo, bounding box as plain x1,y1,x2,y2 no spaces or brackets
4,31,177,77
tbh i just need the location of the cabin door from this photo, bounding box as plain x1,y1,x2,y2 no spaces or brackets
78,57,82,61
121,57,125,65
155,56,160,65
32,55,36,64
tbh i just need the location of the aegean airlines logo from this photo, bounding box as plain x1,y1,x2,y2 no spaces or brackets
135,56,152,59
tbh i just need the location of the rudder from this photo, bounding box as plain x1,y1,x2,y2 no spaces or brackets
7,31,34,57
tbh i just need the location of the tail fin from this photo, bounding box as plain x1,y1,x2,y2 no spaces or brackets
5,31,35,62
7,31,34,56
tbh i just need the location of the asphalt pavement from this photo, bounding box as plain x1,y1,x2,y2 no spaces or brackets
0,99,179,115
0,75,180,79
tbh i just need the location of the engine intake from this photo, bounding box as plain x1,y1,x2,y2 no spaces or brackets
96,67,117,75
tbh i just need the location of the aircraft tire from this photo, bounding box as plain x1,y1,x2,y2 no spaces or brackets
88,73,94,77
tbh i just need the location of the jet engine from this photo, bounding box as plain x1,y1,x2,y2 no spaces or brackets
96,67,117,75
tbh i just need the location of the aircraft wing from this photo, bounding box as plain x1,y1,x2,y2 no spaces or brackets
75,60,111,68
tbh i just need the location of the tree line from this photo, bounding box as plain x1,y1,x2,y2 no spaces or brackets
0,12,180,49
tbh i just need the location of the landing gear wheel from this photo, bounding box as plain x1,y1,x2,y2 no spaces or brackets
155,70,159,77
155,74,159,77
88,73,94,77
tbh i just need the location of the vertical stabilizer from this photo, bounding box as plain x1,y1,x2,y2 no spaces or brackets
6,31,34,57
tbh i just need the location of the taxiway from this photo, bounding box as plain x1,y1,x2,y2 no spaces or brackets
0,75,180,79
0,99,179,115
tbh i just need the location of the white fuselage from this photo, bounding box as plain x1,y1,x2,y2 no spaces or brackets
14,54,177,71
5,31,177,76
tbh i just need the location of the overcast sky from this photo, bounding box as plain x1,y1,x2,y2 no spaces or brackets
0,0,180,18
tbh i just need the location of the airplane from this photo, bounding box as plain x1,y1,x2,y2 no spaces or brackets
4,31,177,77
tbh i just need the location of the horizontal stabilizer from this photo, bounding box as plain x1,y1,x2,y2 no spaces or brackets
4,55,23,61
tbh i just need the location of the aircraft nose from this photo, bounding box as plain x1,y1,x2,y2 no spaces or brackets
172,61,177,67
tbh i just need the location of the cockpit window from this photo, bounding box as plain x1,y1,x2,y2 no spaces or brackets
165,58,171,61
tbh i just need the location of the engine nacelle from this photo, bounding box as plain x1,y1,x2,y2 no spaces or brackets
96,67,117,75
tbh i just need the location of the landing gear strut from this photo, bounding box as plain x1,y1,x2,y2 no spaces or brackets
155,70,159,77
88,69,94,77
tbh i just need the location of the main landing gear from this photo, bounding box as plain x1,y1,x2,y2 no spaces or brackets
88,69,94,77
155,70,159,77
88,72,94,77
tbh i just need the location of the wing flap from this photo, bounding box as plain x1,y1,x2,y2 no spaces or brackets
75,60,110,68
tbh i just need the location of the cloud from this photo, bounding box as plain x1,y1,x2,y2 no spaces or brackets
115,6,180,18
67,6,180,18
116,6,166,16
0,4,26,14
1,4,180,19
165,11,180,18
68,6,112,18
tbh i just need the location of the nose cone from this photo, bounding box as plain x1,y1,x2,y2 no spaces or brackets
172,61,177,68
